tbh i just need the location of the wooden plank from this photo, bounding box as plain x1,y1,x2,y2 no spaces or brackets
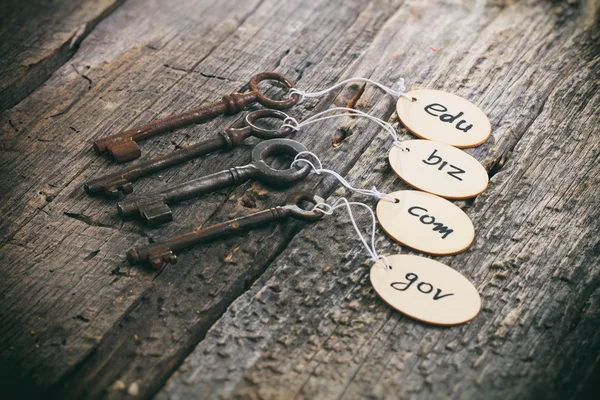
0,0,597,399
47,1,425,398
1,0,272,396
0,0,124,113
1,0,409,398
156,2,600,400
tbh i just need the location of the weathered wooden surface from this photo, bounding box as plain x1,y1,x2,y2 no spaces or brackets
0,0,123,113
0,0,598,399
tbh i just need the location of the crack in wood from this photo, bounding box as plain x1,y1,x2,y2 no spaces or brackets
7,119,19,132
63,212,115,228
163,64,190,73
294,60,313,82
70,64,93,90
0,0,127,113
273,48,291,70
72,314,91,323
198,72,240,83
2,0,599,399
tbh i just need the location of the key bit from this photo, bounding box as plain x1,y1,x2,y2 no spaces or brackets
93,72,300,163
116,138,311,226
127,192,325,269
84,109,296,199
139,201,173,226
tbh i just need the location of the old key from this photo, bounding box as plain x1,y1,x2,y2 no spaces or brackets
126,192,325,269
84,109,296,198
93,72,299,163
117,139,310,226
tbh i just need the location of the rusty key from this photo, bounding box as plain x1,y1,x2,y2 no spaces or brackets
117,139,310,226
93,72,300,163
126,192,324,269
84,109,296,198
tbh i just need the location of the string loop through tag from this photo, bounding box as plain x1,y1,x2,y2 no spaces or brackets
281,107,408,150
312,197,391,270
291,77,412,102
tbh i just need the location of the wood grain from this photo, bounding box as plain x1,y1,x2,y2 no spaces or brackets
0,0,598,399
158,26,600,399
0,0,124,113
156,1,600,399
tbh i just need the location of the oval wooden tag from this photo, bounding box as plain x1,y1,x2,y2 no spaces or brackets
389,139,489,199
397,89,491,148
370,254,481,326
377,191,474,255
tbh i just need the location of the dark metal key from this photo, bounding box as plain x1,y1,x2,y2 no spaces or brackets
116,138,310,226
93,72,299,163
84,109,296,198
126,192,324,269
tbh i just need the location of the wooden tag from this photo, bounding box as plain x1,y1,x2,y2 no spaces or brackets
397,89,491,148
377,191,474,255
370,254,481,326
389,139,489,199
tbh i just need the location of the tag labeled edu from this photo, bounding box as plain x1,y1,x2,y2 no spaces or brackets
377,191,474,255
370,255,481,326
396,89,491,148
389,140,489,199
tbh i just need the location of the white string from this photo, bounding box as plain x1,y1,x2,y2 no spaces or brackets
312,198,391,270
291,151,397,204
281,107,408,150
291,77,412,102
292,152,402,270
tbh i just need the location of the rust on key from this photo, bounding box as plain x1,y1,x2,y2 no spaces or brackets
93,72,300,163
84,109,297,199
115,139,311,226
126,192,325,269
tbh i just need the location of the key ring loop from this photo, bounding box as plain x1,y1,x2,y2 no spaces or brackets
244,109,297,139
283,192,326,221
251,139,311,187
249,72,300,110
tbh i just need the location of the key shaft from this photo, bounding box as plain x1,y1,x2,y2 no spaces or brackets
86,136,226,198
127,207,290,269
127,192,325,269
116,166,257,225
116,138,310,226
84,109,295,198
92,72,298,163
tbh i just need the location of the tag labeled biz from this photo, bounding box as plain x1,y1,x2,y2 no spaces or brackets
388,140,489,199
